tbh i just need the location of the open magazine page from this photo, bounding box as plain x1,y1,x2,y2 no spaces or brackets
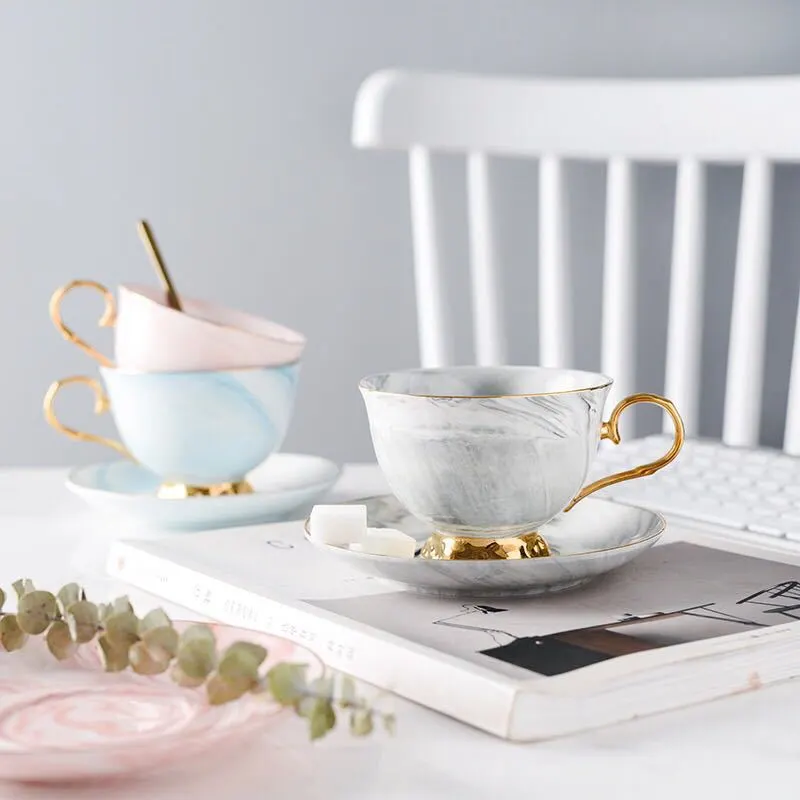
307,542,800,680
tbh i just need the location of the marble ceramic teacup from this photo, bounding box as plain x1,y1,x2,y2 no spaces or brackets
49,280,306,372
360,366,684,558
44,362,300,497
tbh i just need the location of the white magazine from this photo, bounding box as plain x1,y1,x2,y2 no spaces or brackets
107,520,800,741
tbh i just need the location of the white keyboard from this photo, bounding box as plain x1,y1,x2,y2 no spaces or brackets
589,435,800,545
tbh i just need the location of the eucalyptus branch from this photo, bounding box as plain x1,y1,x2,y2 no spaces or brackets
0,580,392,742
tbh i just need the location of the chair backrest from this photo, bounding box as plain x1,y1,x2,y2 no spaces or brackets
351,69,800,452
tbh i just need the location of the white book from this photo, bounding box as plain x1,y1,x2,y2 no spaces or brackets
106,520,800,741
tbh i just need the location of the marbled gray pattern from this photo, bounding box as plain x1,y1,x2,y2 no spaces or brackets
360,366,610,538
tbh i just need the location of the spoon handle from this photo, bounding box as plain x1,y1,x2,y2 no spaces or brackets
137,220,182,312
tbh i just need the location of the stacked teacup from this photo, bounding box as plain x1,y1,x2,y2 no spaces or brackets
45,280,305,499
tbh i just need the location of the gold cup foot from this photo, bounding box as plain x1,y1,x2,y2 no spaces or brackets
156,480,254,499
419,531,551,561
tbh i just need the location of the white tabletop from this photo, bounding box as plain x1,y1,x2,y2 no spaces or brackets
0,465,797,799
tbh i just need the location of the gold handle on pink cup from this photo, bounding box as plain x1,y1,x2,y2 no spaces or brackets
49,280,116,367
563,392,685,512
43,376,131,458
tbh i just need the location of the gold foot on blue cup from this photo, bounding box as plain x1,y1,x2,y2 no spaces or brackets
157,481,254,499
419,531,551,561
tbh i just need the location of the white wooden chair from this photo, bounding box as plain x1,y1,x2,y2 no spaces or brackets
351,69,800,453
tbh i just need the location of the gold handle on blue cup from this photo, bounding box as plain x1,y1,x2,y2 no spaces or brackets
49,280,116,367
563,392,685,512
43,376,131,458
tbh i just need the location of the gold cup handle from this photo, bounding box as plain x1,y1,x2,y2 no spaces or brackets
49,280,116,367
563,392,685,512
43,376,131,458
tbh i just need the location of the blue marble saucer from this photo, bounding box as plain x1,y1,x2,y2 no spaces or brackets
67,453,340,532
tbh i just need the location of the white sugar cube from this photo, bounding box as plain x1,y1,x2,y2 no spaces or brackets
350,527,416,559
308,504,367,547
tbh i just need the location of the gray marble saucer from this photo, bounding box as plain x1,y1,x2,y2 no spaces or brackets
306,495,665,598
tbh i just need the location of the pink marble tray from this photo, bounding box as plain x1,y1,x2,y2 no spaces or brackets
0,622,319,784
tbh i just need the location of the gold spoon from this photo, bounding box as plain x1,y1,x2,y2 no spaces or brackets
136,219,183,312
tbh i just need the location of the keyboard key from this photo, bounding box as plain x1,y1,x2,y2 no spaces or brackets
678,503,748,528
766,463,800,477
708,483,735,495
719,502,756,518
765,494,793,507
744,451,773,464
741,462,770,476
780,521,800,537
746,517,787,537
637,497,747,528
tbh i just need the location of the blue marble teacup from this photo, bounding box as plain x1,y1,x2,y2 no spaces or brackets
44,362,300,495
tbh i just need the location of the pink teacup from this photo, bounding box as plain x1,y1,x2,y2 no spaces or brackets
49,280,305,371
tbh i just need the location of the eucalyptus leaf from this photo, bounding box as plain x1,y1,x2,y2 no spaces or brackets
46,620,77,661
0,587,5,612
179,624,216,648
142,626,178,659
295,694,317,718
217,644,264,692
309,697,337,740
339,675,357,708
112,596,134,615
206,673,249,705
104,611,139,648
139,608,172,634
98,633,129,672
223,641,267,666
0,615,28,651
171,663,206,688
22,579,36,595
266,662,308,705
11,580,25,600
56,583,81,615
177,638,216,680
129,641,170,675
66,600,99,644
96,602,113,622
349,708,373,737
17,591,56,635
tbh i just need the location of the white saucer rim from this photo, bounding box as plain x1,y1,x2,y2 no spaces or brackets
305,495,666,564
65,453,341,501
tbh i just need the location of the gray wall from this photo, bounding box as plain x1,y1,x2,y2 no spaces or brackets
2,0,800,469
